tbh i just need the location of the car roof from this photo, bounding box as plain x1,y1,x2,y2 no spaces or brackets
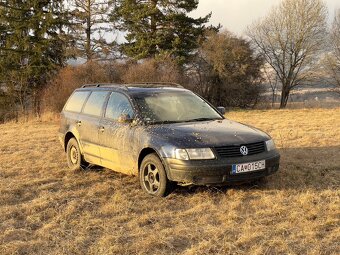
75,83,188,93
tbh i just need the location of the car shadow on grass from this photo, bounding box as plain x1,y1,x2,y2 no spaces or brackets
71,146,339,196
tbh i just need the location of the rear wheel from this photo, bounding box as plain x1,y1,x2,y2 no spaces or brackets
66,138,88,171
139,153,171,197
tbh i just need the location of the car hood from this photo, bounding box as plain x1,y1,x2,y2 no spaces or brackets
146,119,270,147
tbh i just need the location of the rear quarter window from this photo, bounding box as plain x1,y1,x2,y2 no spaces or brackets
64,91,90,113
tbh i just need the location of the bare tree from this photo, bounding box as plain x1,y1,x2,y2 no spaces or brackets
332,10,340,59
326,9,340,93
263,64,279,107
247,0,328,108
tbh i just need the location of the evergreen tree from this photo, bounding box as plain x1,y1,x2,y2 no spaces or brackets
111,0,213,64
69,0,115,61
0,0,69,115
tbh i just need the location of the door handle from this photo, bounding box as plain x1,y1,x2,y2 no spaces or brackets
76,120,82,126
99,126,105,132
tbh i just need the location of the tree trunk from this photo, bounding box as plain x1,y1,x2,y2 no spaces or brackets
280,86,290,108
33,90,41,118
86,0,92,61
150,0,158,57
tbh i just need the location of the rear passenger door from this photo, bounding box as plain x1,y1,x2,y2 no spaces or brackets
78,91,109,165
98,91,136,174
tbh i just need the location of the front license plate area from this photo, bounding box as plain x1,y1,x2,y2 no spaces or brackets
231,160,266,174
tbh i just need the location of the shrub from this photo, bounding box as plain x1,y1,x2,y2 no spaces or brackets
121,57,183,84
189,31,264,108
42,61,112,112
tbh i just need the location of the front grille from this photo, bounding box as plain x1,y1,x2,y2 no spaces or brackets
214,141,266,158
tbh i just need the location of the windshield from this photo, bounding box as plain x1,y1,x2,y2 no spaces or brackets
133,91,223,124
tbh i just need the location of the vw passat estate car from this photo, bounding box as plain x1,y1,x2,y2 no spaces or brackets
59,83,280,196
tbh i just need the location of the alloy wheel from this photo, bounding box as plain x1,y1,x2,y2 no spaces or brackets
142,163,160,194
69,145,78,165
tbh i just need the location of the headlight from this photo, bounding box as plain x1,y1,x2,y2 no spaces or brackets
175,149,189,160
265,139,276,151
175,148,215,160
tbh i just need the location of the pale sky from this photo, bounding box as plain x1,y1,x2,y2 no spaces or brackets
191,0,340,35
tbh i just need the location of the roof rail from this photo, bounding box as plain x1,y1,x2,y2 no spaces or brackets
81,83,122,88
125,82,184,88
81,82,184,89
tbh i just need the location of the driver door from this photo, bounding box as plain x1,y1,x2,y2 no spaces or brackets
98,91,136,174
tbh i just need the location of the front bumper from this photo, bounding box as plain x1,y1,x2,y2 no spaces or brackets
164,150,280,185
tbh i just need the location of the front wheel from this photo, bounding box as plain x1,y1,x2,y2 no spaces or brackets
66,138,88,171
139,153,171,197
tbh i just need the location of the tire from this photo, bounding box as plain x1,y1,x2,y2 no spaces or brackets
66,137,88,171
139,153,172,197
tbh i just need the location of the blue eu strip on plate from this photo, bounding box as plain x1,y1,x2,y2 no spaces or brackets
232,164,237,174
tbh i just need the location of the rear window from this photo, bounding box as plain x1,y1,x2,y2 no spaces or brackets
82,91,109,116
64,91,90,113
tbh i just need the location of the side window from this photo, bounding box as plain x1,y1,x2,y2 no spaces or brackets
105,92,134,120
82,91,109,117
64,91,90,113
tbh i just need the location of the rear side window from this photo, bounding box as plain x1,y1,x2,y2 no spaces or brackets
64,91,90,113
82,91,109,116
105,92,134,120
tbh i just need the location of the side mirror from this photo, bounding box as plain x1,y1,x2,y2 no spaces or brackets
117,113,133,124
217,106,226,115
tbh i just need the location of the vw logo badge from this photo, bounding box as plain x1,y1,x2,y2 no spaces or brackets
240,146,248,156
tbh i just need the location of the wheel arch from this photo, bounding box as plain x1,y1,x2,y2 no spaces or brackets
64,132,76,152
138,147,169,175
138,148,157,170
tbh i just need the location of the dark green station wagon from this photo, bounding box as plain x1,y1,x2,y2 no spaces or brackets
59,83,280,196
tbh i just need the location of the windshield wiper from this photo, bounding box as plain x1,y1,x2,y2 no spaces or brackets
183,117,222,122
147,118,221,125
148,120,182,124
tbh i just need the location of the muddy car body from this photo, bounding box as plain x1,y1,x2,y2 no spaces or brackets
59,83,280,196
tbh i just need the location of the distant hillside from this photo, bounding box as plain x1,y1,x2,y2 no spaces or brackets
262,83,340,104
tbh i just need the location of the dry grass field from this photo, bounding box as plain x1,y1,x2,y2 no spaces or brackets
0,108,339,255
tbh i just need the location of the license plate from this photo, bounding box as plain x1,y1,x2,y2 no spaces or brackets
231,160,266,174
